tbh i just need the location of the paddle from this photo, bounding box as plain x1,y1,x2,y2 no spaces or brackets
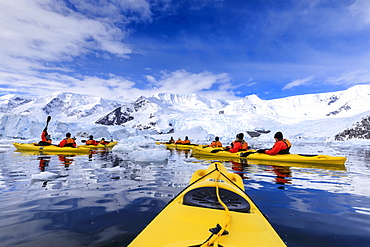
239,152,257,157
45,116,51,130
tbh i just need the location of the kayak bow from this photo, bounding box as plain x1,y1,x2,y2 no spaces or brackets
128,162,286,247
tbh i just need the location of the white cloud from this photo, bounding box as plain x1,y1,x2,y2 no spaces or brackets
0,0,133,74
349,0,370,26
283,76,314,90
325,70,370,86
146,69,233,95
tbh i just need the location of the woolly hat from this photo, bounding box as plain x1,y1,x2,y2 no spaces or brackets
274,131,283,139
236,133,244,139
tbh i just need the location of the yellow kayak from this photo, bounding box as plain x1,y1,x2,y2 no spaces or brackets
246,152,346,165
128,162,286,247
156,142,205,150
13,143,91,153
192,146,346,165
79,141,118,149
191,153,346,171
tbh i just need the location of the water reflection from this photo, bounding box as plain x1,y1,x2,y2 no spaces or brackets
58,154,75,169
38,156,50,171
2,144,370,247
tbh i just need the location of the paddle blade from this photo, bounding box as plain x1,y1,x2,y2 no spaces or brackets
45,116,51,129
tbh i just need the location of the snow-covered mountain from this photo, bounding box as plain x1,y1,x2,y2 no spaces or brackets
96,85,370,142
2,85,370,142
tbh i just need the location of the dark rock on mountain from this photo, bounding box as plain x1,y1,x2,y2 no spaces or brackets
335,116,370,140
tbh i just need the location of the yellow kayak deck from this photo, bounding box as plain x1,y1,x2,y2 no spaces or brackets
13,143,91,153
129,162,286,247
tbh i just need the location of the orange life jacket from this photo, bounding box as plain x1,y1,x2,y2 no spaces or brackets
86,139,96,145
182,140,191,144
210,141,222,147
278,139,292,154
283,139,291,148
232,140,248,150
66,138,75,144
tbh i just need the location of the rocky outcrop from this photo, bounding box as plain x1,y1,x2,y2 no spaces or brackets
335,116,370,140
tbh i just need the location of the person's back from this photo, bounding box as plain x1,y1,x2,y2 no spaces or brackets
182,136,191,144
167,137,175,144
175,138,182,144
39,129,52,146
59,133,76,148
99,138,109,145
210,137,222,147
86,135,98,146
260,132,291,155
229,133,248,153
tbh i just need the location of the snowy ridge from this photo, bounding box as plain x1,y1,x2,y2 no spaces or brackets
2,85,370,142
267,85,370,118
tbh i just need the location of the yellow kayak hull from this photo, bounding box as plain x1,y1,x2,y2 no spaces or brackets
128,162,286,247
13,143,90,153
192,146,346,165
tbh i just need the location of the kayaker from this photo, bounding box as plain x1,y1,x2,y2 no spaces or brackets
257,131,291,155
226,133,248,153
58,133,77,148
210,136,222,147
99,138,110,145
38,128,53,146
175,138,182,144
182,136,191,144
167,137,175,144
86,135,98,146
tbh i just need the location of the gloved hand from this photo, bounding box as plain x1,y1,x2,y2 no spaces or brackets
257,149,266,153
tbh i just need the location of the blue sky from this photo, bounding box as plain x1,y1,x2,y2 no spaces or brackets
1,0,370,101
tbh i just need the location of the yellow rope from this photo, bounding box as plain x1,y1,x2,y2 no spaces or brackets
201,166,231,247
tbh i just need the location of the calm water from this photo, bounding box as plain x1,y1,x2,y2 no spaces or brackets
0,141,370,247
